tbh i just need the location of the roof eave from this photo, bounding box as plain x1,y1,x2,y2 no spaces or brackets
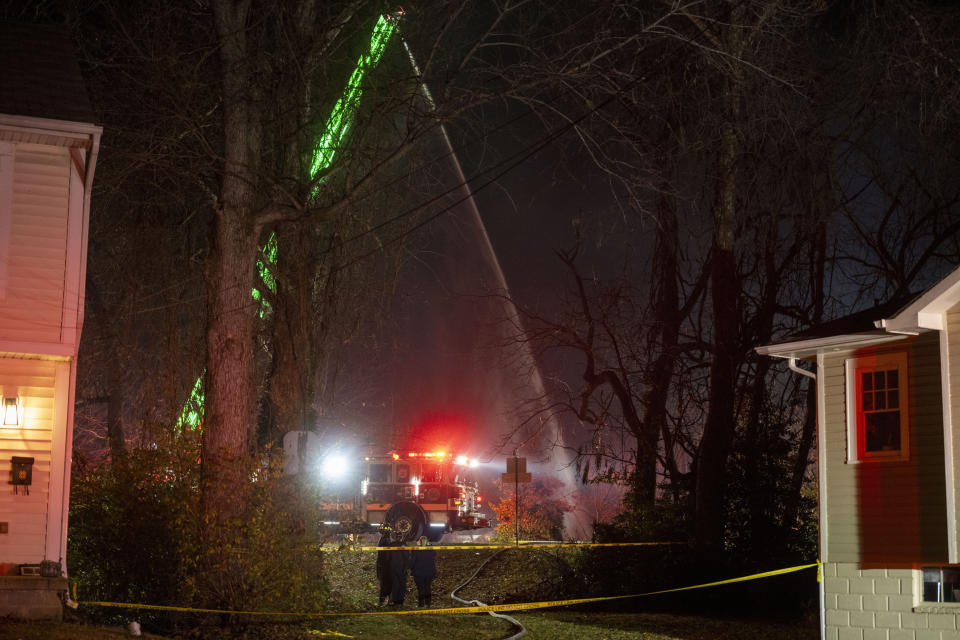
0,113,101,148
755,332,909,360
879,265,960,333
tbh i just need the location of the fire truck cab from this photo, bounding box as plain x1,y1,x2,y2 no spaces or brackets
362,451,488,542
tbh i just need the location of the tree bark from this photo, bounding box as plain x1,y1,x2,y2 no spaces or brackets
742,219,780,553
201,0,263,522
638,195,681,506
106,362,126,462
694,111,741,552
267,224,319,439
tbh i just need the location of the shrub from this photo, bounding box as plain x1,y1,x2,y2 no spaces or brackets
68,444,330,635
489,477,571,543
68,446,200,630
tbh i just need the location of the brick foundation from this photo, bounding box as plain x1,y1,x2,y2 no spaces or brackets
823,562,960,640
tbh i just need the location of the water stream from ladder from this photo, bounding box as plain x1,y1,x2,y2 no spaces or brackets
382,43,583,538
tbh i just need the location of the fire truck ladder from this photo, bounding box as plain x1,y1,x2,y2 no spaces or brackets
176,13,399,432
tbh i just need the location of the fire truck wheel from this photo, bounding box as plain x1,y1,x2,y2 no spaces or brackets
385,501,425,543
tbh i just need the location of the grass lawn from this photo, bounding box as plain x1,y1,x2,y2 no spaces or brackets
0,543,818,638
0,611,818,639
515,611,817,639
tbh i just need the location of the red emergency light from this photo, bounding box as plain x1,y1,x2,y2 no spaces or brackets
402,451,453,459
388,451,477,467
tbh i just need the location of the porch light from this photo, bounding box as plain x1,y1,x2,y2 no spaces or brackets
3,397,19,426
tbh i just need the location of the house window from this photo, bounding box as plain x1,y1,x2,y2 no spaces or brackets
845,351,909,461
923,567,960,603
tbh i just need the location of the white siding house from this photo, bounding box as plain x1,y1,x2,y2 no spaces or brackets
758,266,960,640
0,22,100,619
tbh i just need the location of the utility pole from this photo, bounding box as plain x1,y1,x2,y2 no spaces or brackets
502,451,531,546
514,449,519,545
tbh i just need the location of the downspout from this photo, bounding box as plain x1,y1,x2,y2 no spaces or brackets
61,128,101,580
789,357,816,381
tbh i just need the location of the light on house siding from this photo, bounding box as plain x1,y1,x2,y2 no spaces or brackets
3,397,19,426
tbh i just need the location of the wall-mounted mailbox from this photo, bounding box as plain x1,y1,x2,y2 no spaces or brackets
11,456,33,495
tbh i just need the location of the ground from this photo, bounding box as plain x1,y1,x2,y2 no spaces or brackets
0,613,818,639
0,543,819,639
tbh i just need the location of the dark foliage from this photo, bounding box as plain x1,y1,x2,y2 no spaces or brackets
68,447,200,631
68,445,330,635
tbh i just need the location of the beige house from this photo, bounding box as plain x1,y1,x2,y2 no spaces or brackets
758,265,960,640
0,22,101,619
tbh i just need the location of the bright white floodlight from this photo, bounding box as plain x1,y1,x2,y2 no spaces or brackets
322,454,350,480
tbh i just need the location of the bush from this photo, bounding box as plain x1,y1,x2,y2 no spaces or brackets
68,444,330,635
489,477,571,543
181,468,329,618
576,520,818,619
68,446,199,628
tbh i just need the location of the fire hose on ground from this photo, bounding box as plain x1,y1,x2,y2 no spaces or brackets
450,548,527,640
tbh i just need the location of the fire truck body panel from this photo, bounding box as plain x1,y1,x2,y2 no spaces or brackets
312,450,488,541
360,453,488,540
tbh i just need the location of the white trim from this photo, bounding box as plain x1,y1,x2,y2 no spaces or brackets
844,358,856,463
844,351,911,463
817,354,829,562
942,317,958,563
45,361,70,566
61,151,85,348
60,357,78,574
0,343,77,359
73,129,98,348
919,311,944,331
0,114,100,137
756,333,908,359
880,266,960,333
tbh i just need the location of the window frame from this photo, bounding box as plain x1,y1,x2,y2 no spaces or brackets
922,566,960,604
845,351,910,463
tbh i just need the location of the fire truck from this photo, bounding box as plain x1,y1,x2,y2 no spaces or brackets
360,451,489,542
309,448,489,542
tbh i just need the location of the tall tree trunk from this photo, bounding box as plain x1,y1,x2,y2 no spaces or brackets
268,224,318,439
742,218,779,554
202,214,260,497
694,112,740,552
202,0,263,523
106,362,126,461
640,195,681,505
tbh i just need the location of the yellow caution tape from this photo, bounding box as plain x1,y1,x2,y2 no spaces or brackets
77,561,820,617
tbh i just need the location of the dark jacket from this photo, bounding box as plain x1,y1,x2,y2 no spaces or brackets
411,547,436,578
376,535,393,580
376,548,391,582
389,548,410,603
